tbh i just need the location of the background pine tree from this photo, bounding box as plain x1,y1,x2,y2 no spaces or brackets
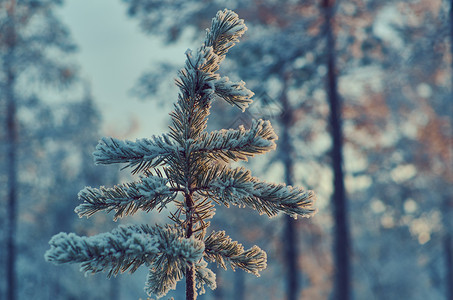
45,9,316,299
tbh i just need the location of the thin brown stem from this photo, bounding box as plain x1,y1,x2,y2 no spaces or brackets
185,192,196,300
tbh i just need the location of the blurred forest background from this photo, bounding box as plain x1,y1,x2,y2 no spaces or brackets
1,0,452,299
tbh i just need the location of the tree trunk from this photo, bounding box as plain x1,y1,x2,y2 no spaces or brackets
234,270,245,300
445,234,453,300
5,2,17,299
6,60,17,300
446,1,453,299
109,276,120,300
279,75,300,300
185,193,196,300
283,215,298,300
323,1,351,299
213,268,223,300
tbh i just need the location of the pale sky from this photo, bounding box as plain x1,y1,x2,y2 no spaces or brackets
58,0,187,139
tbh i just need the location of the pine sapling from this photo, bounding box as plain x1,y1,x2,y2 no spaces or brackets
45,9,316,299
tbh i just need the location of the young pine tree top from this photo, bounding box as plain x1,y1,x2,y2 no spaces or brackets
45,9,316,299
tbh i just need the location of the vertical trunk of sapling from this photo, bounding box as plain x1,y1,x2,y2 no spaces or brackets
185,192,196,300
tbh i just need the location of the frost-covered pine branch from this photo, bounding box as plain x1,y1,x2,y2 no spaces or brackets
45,225,204,277
206,167,316,218
46,9,316,300
76,175,177,220
93,135,176,174
194,119,277,161
204,231,267,275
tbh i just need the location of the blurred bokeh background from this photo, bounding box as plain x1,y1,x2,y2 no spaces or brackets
0,0,452,299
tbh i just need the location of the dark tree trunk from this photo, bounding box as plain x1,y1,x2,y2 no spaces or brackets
234,270,245,300
446,1,453,299
6,60,17,300
213,268,223,300
284,215,298,300
445,234,453,300
5,3,17,299
323,1,351,299
279,75,300,300
186,264,196,300
109,276,120,300
185,193,196,300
